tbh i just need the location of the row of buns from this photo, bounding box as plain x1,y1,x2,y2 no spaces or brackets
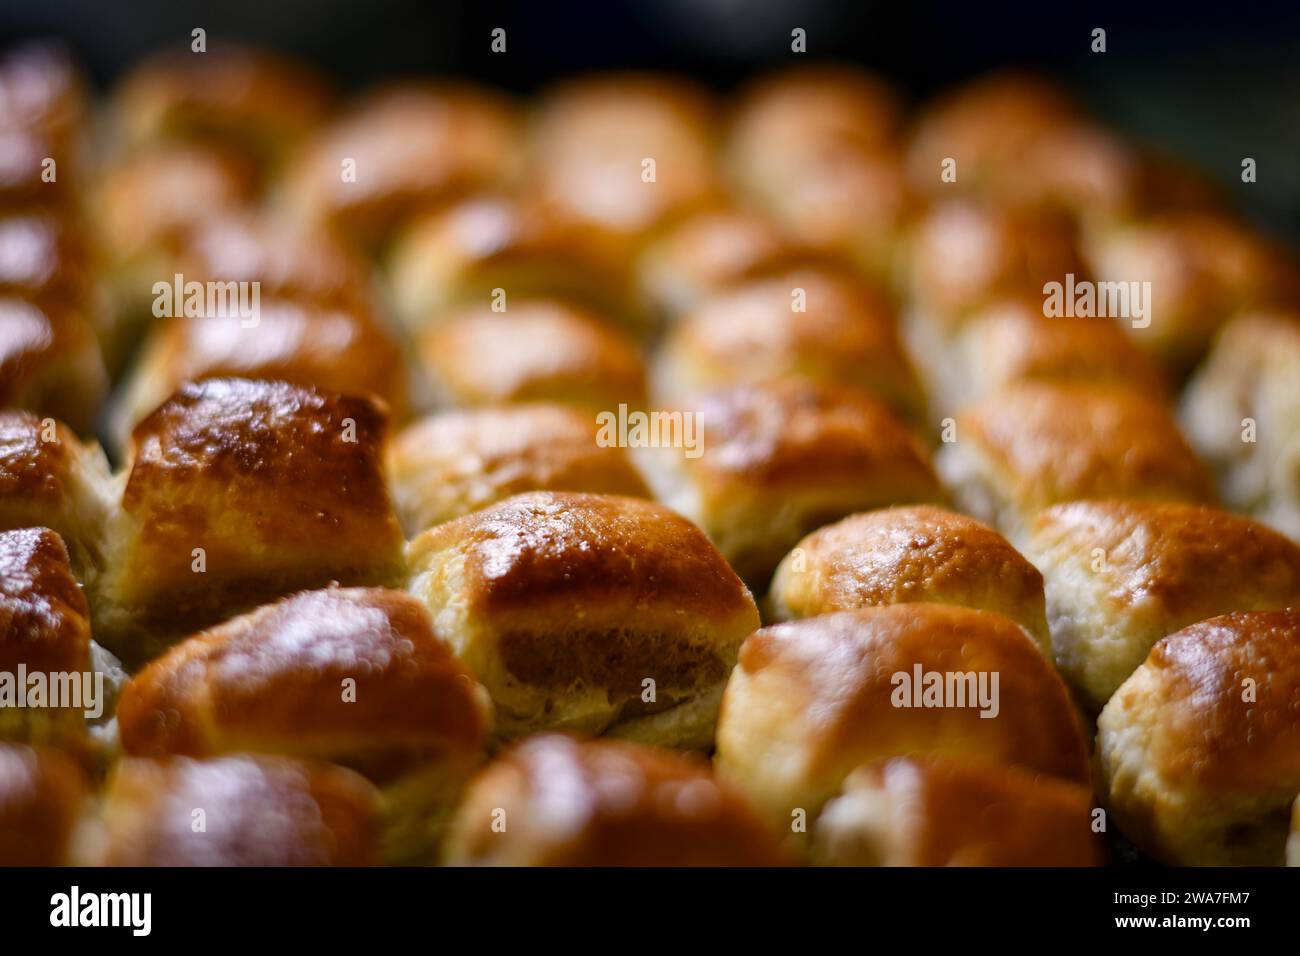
2,40,1300,866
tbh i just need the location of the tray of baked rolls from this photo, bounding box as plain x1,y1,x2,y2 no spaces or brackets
2,34,1299,872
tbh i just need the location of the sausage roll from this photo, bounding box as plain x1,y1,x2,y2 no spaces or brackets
527,74,720,271
387,193,631,334
444,734,791,866
714,605,1090,839
416,299,647,412
0,410,111,580
116,586,491,861
0,743,88,865
0,527,91,746
654,268,926,424
406,491,760,748
1082,212,1299,372
94,378,406,665
1024,500,1300,713
110,45,334,169
814,756,1103,867
768,505,1050,654
635,206,797,321
99,755,381,866
281,82,520,250
637,380,942,588
0,298,107,435
387,403,651,537
1180,310,1300,538
112,299,410,447
1098,609,1300,865
931,297,1166,414
935,381,1216,542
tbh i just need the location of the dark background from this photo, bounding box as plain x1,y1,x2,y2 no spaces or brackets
2,0,1298,239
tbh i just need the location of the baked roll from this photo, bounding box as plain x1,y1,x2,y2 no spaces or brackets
1180,311,1300,537
905,71,1138,221
1024,499,1300,713
0,410,111,580
1098,609,1300,865
0,743,88,865
0,298,107,435
714,605,1091,837
932,297,1166,414
112,299,410,446
99,755,381,866
110,45,334,169
528,74,720,271
280,82,520,250
1290,797,1300,867
768,505,1050,654
1083,213,1299,372
654,268,926,424
175,212,375,312
635,207,797,321
0,527,91,746
416,299,647,412
116,585,490,860
387,403,651,537
935,381,1216,542
637,380,942,588
406,491,760,747
387,193,631,334
0,212,97,311
813,756,1103,867
0,44,88,208
903,200,1083,331
94,378,406,664
444,734,791,866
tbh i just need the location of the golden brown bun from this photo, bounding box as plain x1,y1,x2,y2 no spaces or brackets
100,755,381,866
635,206,798,320
0,743,87,865
95,141,256,268
387,193,632,333
655,268,926,424
527,74,720,269
281,82,520,249
814,756,1103,866
1083,213,1299,372
638,380,942,588
769,505,1050,653
0,410,111,578
1098,609,1300,865
905,71,1139,221
444,734,792,866
118,586,489,774
903,200,1082,327
1180,310,1300,538
725,68,909,280
715,604,1091,834
111,45,335,167
406,491,760,747
0,528,90,745
113,299,410,446
936,298,1166,413
935,381,1216,542
0,212,97,311
0,298,107,435
388,403,651,537
175,212,374,311
0,44,88,208
1025,500,1300,712
94,378,406,665
417,299,647,412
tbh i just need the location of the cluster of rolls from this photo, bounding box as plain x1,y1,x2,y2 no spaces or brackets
2,40,1299,867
